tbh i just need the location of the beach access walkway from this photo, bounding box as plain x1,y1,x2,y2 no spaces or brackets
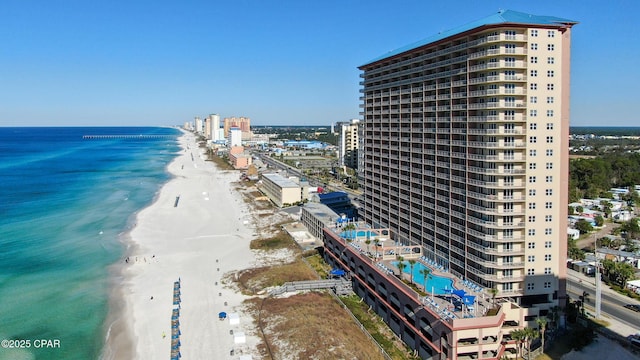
268,278,353,297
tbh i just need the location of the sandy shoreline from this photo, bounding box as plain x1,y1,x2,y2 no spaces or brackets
103,131,260,359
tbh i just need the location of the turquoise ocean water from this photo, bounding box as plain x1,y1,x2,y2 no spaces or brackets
0,127,180,360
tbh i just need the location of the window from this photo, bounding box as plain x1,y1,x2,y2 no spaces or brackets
547,70,555,77
528,255,535,262
530,96,538,104
531,43,538,50
546,136,553,143
544,267,552,274
546,162,553,169
530,83,538,90
548,44,555,51
505,149,515,159
544,281,552,288
527,283,535,290
547,83,554,90
545,254,552,261
545,241,552,248
546,175,553,182
529,136,537,143
528,203,536,210
528,242,535,249
503,283,513,291
546,123,554,130
528,176,536,183
529,163,537,169
545,189,553,196
528,229,536,236
547,110,554,117
530,56,538,64
548,30,555,38
505,84,516,95
504,110,515,119
546,149,553,156
547,57,555,64
529,122,537,130
545,215,552,222
504,268,514,277
528,268,535,275
529,189,536,196
528,216,536,222
530,70,538,77
546,96,554,104
531,29,538,37
545,228,552,235
545,202,553,209
529,149,537,156
530,109,537,117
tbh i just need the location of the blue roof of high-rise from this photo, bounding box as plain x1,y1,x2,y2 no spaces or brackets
361,9,577,67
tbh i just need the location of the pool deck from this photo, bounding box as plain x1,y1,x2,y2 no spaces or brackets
380,257,493,320
346,238,493,320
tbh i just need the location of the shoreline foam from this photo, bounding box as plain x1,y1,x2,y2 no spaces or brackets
103,131,260,359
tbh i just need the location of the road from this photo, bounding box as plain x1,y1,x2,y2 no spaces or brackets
567,271,640,332
575,221,622,251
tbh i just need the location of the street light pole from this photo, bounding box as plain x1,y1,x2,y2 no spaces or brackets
594,235,601,319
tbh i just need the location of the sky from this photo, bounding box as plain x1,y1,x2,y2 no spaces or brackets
1,0,638,127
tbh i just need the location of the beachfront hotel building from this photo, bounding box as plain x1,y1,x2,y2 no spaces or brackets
259,173,302,208
224,116,252,140
358,9,576,309
337,119,361,169
319,10,577,359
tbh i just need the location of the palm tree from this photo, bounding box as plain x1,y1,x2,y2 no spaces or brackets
364,238,371,255
550,306,561,330
536,317,548,353
419,267,432,292
373,238,381,259
579,291,590,317
510,329,526,359
408,259,417,284
523,327,539,360
616,261,636,287
489,287,499,308
396,260,407,280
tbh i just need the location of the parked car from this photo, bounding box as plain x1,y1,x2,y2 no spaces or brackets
624,304,640,312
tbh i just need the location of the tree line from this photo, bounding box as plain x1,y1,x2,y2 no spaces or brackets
569,153,640,202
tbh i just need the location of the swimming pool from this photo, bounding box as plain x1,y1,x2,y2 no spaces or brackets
340,230,376,239
392,261,455,295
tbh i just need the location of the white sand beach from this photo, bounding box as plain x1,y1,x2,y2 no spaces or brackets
107,132,261,359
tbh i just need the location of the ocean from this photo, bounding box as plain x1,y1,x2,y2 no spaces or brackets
0,127,180,360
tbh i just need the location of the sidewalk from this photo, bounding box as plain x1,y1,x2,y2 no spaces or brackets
567,270,638,337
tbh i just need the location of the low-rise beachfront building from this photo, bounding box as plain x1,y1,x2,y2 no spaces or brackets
301,202,339,240
259,173,302,207
323,226,541,359
228,146,252,169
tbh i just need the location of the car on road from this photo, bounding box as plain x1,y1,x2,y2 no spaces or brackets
624,304,640,312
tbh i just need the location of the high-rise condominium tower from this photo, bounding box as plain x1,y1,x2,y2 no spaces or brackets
358,10,577,308
337,119,361,169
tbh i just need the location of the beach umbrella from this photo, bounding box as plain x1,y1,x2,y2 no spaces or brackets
218,311,227,320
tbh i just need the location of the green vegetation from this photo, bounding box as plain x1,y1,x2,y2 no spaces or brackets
569,153,640,202
304,252,332,279
340,295,419,360
601,259,636,287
